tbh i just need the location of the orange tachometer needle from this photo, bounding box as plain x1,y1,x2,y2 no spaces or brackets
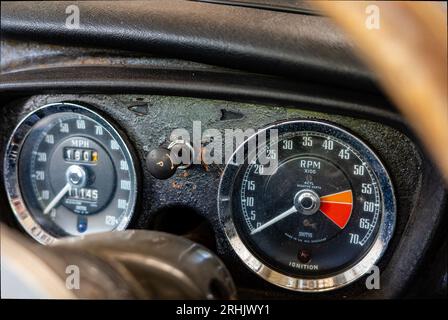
319,190,353,229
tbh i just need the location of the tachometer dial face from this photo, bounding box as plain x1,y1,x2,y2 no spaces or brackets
4,103,138,244
218,120,395,292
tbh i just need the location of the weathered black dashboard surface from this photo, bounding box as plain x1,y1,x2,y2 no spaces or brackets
0,93,445,298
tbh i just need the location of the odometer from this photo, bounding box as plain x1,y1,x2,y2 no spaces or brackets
4,103,138,244
218,120,395,292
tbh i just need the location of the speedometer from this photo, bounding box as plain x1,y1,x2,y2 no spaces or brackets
4,103,138,244
218,120,395,292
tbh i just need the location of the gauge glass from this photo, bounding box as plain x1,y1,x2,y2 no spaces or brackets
218,120,395,291
4,103,138,244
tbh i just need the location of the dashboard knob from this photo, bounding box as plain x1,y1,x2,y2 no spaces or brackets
146,147,179,180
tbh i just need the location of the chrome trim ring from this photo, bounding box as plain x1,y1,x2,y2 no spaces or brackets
217,120,396,292
3,103,138,245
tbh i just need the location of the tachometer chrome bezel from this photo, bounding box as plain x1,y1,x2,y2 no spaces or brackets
3,102,138,245
217,119,396,292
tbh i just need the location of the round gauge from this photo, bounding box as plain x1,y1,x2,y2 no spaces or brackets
218,120,395,292
4,103,138,244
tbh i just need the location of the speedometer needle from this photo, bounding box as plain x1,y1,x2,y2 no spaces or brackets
43,183,71,215
250,206,297,235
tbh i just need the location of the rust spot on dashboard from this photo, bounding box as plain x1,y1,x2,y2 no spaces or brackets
181,171,189,178
171,181,183,189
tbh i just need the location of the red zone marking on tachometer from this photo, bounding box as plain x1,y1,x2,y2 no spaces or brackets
319,190,353,229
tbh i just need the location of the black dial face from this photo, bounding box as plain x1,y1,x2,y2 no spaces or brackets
235,132,381,276
4,104,138,244
218,120,395,291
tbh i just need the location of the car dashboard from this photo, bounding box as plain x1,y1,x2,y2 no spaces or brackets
0,0,446,300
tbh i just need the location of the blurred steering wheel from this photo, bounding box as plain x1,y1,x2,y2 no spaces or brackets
314,1,448,182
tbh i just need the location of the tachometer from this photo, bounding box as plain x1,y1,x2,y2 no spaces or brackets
218,120,395,291
4,103,138,244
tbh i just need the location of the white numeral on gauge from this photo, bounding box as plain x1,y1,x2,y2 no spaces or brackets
36,152,47,162
361,183,372,194
76,119,86,129
363,201,375,212
41,190,50,200
359,218,371,229
254,164,264,175
266,148,277,160
95,125,103,135
120,160,129,171
302,136,313,146
105,215,117,226
45,134,54,144
322,139,334,150
120,180,131,191
117,199,128,209
247,180,256,191
246,197,255,207
349,233,360,245
250,210,256,220
110,140,120,150
338,149,350,159
60,123,69,133
282,140,293,150
35,171,45,180
354,164,365,176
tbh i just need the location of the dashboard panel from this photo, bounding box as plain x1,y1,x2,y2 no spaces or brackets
1,93,444,298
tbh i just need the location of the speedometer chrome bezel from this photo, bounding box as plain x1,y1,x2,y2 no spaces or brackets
218,119,396,292
3,102,138,245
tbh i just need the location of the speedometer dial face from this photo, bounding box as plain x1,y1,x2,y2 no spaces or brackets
4,103,138,244
218,120,395,292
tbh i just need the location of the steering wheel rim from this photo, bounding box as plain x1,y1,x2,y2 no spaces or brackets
314,1,448,182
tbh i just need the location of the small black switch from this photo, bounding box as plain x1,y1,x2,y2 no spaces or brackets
146,147,178,180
